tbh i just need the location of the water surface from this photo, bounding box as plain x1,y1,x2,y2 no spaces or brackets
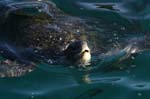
0,0,150,99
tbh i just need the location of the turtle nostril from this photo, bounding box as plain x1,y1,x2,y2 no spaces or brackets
84,50,89,52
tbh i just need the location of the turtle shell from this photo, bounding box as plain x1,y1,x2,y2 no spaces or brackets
3,2,89,57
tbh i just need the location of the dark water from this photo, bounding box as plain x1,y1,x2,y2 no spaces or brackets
0,0,150,99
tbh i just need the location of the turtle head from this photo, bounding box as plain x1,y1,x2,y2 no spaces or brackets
64,40,91,67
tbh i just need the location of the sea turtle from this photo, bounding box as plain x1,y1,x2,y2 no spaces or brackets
0,1,95,65
0,1,95,76
0,0,100,77
0,1,149,77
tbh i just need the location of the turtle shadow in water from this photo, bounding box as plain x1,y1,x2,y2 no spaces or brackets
74,88,103,99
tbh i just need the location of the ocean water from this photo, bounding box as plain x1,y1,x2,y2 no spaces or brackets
0,0,150,99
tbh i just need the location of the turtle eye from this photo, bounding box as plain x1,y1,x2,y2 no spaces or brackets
67,41,82,52
70,46,77,50
66,45,75,51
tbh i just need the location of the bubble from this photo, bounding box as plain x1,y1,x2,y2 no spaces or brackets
38,9,42,12
131,48,137,54
113,33,117,36
31,92,35,99
121,27,126,30
59,37,62,41
80,8,84,10
131,56,135,60
0,51,3,53
131,65,136,68
137,92,142,96
34,50,38,53
47,59,53,64
31,96,34,99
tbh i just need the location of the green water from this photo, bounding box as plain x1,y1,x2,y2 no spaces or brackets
0,0,150,99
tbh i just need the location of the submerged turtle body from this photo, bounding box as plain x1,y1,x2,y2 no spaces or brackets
0,1,94,77
0,1,149,78
2,1,90,58
2,0,147,77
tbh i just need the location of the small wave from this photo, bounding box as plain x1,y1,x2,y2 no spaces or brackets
5,0,54,17
78,1,150,20
78,2,122,12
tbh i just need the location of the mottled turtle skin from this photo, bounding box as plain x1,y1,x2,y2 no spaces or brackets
0,1,95,77
2,0,148,77
0,1,149,78
0,1,93,58
1,1,149,57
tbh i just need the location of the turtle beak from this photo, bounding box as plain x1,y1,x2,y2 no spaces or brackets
65,40,91,66
84,50,90,53
79,41,91,66
81,43,90,54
